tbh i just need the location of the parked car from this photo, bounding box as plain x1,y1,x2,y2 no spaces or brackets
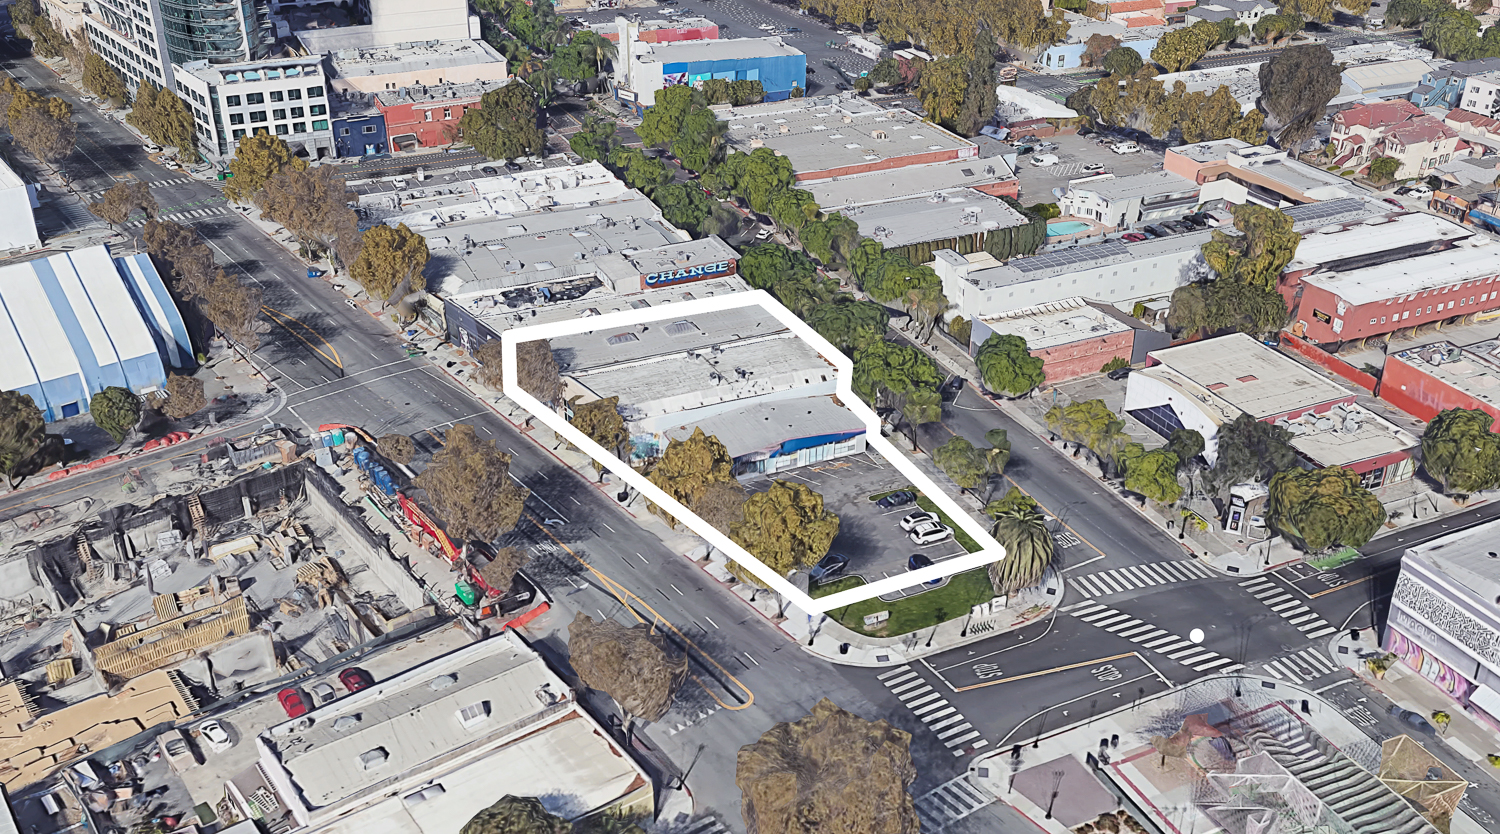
1407,186,1432,200
754,227,774,241
809,552,849,583
876,490,917,509
1394,186,1411,196
157,729,196,771
1081,162,1106,173
1107,366,1133,381
198,720,232,753
900,510,939,531
1387,705,1436,734
1163,219,1195,234
941,376,966,398
1034,141,1058,152
1030,154,1060,167
479,166,498,176
310,682,337,704
1144,224,1172,238
906,553,942,585
908,522,953,546
1383,197,1404,208
786,26,801,32
143,143,163,154
1182,212,1209,228
1111,141,1141,154
1120,232,1148,242
278,688,310,718
505,160,523,172
340,667,374,693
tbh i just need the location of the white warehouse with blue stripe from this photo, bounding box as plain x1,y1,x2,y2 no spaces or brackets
0,245,193,421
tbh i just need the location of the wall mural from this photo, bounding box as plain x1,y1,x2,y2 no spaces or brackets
1393,573,1500,665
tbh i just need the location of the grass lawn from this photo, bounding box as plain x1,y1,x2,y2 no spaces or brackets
1308,547,1361,570
869,487,985,553
810,568,997,637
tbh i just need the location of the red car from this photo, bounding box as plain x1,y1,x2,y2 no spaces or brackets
339,667,374,693
1383,197,1404,208
278,688,309,718
1121,232,1148,242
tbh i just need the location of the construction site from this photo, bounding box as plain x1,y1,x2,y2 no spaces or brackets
0,427,552,834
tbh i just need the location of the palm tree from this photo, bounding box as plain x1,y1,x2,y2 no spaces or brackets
900,389,943,452
592,35,618,76
905,284,948,344
987,505,1055,602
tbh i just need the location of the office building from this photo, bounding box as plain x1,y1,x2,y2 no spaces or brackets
325,40,508,97
617,36,805,110
174,56,334,161
83,0,273,95
1056,170,1200,231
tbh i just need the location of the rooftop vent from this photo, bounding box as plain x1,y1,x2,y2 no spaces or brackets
358,748,389,770
428,674,457,690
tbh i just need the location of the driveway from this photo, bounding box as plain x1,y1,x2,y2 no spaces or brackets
1011,131,1166,204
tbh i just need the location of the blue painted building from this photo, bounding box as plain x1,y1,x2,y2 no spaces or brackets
618,36,805,111
0,246,191,422
1411,58,1500,110
1039,37,1156,71
332,111,389,158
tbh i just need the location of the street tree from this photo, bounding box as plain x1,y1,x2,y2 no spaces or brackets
1045,399,1131,475
806,299,889,355
1164,428,1206,467
569,396,629,465
460,797,569,834
458,82,544,161
1206,412,1300,493
801,211,861,268
851,340,943,410
903,283,949,344
1421,407,1500,494
9,89,75,162
378,433,416,465
1103,45,1145,75
143,219,216,299
257,166,361,270
674,106,728,174
984,486,1038,520
975,333,1045,396
125,81,198,162
985,429,1012,477
350,223,429,303
223,133,307,204
0,78,21,131
1082,34,1122,67
0,391,48,487
1258,45,1341,151
90,387,140,445
934,435,988,492
729,480,840,585
1253,12,1304,43
1268,466,1385,551
1168,274,1288,336
734,147,797,215
948,315,972,347
899,388,943,451
89,182,156,230
607,147,672,195
82,53,127,106
568,115,619,162
694,479,748,534
987,503,1054,598
510,339,562,406
1120,446,1184,504
646,428,735,526
638,84,694,148
567,612,688,724
737,699,920,834
1151,22,1215,71
476,546,528,597
201,270,262,349
1201,203,1302,292
161,374,206,420
413,424,530,541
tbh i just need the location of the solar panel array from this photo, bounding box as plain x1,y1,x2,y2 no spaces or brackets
1012,241,1132,274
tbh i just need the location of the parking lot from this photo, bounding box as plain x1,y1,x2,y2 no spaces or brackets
1010,131,1168,205
747,453,977,599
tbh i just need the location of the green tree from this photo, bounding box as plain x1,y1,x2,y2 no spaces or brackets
8,89,75,162
1369,156,1401,183
1268,466,1385,551
1103,45,1144,76
1164,428,1206,466
638,84,694,148
1081,34,1122,67
569,114,619,162
934,436,988,492
413,424,529,541
732,147,797,214
1253,12,1304,43
1152,23,1214,72
806,299,889,355
0,391,48,487
738,700,920,834
987,503,1055,598
674,105,728,173
851,340,943,410
1168,275,1288,336
870,57,901,86
1201,203,1302,292
201,270,262,349
646,427,735,526
607,147,672,194
1206,413,1300,493
984,485,1038,520
1420,408,1500,494
915,56,968,129
124,81,198,163
567,612,688,723
983,429,1012,498
90,386,140,445
569,396,629,467
948,315,972,347
350,223,430,302
222,133,307,204
161,374,206,420
1281,0,1336,22
1258,45,1341,151
257,166,361,269
729,480,840,586
652,183,712,235
460,796,569,834
975,334,1045,396
728,78,766,105
458,82,544,161
82,53,127,106
89,182,156,231
1121,447,1183,504
1045,399,1131,475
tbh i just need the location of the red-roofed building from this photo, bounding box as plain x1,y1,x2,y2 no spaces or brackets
1446,108,1500,153
1331,100,1461,179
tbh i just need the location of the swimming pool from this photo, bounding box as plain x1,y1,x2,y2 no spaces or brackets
1047,221,1092,236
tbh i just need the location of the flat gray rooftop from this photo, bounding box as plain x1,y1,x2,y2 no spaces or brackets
1148,332,1353,418
1068,170,1198,202
634,36,801,64
721,102,974,176
556,306,788,372
330,39,504,79
663,395,863,458
801,160,1015,209
845,188,1030,249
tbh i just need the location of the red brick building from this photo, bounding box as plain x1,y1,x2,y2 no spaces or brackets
375,80,506,152
1381,341,1500,430
968,297,1167,383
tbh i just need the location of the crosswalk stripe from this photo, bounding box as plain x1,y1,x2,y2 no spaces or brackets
944,730,982,748
1074,576,1102,596
971,738,990,749
1269,600,1301,612
1263,662,1288,679
912,699,949,716
1140,564,1173,583
1087,612,1131,627
1174,650,1216,664
1144,635,1181,649
1131,629,1169,643
1300,649,1336,670
1221,663,1245,673
1195,657,1233,670
888,678,923,695
1287,613,1319,625
907,692,941,708
924,707,957,723
1166,646,1204,660
1093,574,1123,593
878,666,913,680
1104,618,1143,633
1124,566,1158,586
1116,624,1155,638
1305,626,1338,639
1062,602,1105,615
936,721,973,739
898,685,933,701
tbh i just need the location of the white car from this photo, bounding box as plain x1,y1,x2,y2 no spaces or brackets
143,143,163,154
1112,142,1141,154
1406,186,1432,200
899,510,938,532
1029,154,1060,167
1081,162,1107,173
157,728,196,772
908,522,953,545
198,720,232,753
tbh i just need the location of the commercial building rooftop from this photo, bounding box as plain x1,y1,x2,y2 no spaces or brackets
178,56,325,87
329,39,505,79
1169,137,1251,164
1145,333,1353,419
845,187,1030,249
366,162,632,229
375,79,505,106
1287,212,1474,272
558,305,786,372
662,395,863,459
720,99,976,179
1388,341,1500,409
1280,402,1418,469
977,297,1132,350
1402,518,1500,621
1066,170,1197,201
1300,237,1500,306
801,159,1016,209
631,35,801,65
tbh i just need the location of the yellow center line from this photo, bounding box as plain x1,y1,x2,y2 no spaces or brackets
953,652,1136,691
260,305,343,369
530,519,756,711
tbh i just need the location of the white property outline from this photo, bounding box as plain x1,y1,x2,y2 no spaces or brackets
501,289,1007,615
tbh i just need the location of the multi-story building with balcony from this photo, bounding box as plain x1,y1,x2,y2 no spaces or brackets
174,56,334,161
83,0,273,95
